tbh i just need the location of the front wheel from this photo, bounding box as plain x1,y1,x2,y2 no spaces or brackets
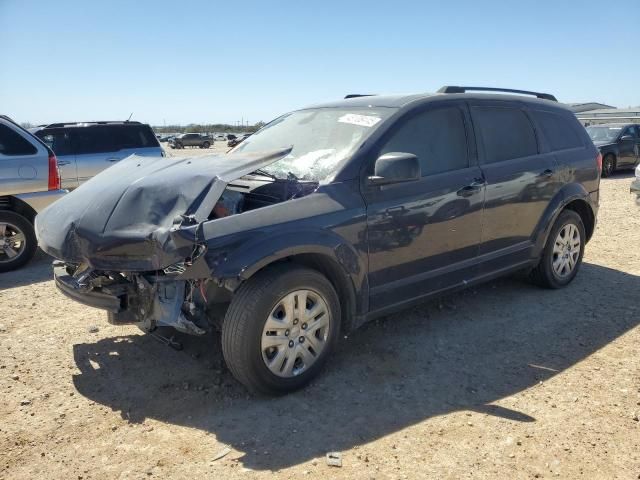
222,265,341,394
0,211,37,273
203,141,210,149
530,209,585,288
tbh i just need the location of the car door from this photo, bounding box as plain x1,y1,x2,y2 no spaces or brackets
469,101,559,272
617,126,637,167
36,128,78,189
71,126,124,185
631,126,640,165
364,102,485,312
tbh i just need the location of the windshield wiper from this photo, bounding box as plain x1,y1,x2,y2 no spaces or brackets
252,168,278,180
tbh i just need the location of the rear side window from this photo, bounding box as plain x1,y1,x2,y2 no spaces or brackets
71,124,159,154
380,106,469,176
113,125,159,149
36,128,74,156
0,124,38,156
531,110,583,151
472,107,538,163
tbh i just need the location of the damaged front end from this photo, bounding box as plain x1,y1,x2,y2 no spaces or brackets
39,147,302,336
53,261,209,335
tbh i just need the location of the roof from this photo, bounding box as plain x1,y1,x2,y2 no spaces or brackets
307,92,567,110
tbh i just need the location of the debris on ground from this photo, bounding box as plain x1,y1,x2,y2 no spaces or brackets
326,451,342,467
212,446,232,462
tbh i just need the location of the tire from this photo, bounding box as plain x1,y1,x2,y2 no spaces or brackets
529,209,585,289
602,154,615,178
222,265,341,395
203,141,210,149
0,211,37,273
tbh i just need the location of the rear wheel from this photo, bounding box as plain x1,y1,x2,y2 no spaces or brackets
602,154,615,177
203,141,210,149
0,211,37,273
530,209,585,288
222,265,341,394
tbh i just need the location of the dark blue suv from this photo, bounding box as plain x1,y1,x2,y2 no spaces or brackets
37,86,600,394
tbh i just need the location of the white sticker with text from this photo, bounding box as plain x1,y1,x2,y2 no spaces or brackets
338,113,382,128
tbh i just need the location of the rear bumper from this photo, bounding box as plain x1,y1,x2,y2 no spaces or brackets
53,264,121,312
15,189,67,213
631,179,640,195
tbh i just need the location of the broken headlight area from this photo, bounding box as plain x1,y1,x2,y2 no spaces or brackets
53,261,225,336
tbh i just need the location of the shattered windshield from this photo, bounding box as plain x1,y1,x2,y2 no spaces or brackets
232,107,395,182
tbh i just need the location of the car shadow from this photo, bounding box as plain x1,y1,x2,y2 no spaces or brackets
0,250,53,290
604,170,635,180
71,262,639,471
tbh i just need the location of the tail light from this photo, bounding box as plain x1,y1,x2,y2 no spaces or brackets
596,151,602,176
48,152,61,190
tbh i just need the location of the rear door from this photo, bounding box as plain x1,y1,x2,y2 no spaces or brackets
70,126,123,184
36,128,78,189
470,101,559,272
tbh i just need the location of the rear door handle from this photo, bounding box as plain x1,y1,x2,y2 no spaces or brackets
106,157,121,163
57,160,71,166
457,179,485,197
540,168,554,177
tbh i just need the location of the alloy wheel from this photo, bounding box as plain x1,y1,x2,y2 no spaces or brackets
552,223,581,278
0,222,27,264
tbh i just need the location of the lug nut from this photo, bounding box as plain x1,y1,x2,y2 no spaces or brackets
285,329,290,336
288,340,294,348
301,323,307,330
293,319,299,325
299,336,305,343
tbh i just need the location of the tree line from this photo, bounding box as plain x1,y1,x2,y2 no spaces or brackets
152,122,266,134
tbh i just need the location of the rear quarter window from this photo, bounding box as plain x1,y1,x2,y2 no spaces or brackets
0,123,38,156
471,106,538,163
531,110,583,151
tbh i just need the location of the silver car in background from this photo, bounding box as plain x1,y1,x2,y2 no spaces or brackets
32,121,164,189
0,115,66,272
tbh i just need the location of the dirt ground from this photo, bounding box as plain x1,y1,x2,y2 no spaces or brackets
1,164,639,479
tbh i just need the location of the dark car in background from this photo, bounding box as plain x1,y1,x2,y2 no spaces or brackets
227,133,250,147
169,133,213,149
586,123,640,177
32,121,163,189
37,86,600,394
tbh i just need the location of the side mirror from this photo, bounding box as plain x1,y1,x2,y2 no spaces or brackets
368,152,420,186
621,135,635,142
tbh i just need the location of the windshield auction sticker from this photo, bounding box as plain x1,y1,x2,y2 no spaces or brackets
338,114,382,128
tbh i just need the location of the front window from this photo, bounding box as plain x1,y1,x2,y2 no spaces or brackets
586,126,622,142
232,107,395,181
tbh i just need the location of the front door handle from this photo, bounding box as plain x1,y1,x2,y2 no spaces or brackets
539,168,554,177
457,179,484,197
106,158,121,163
57,160,71,166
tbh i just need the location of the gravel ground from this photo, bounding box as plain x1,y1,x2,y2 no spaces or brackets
1,169,639,479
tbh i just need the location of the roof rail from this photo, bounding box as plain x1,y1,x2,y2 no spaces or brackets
437,86,557,102
344,94,376,99
41,120,142,128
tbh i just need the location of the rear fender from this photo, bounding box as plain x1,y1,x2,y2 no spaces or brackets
531,183,596,258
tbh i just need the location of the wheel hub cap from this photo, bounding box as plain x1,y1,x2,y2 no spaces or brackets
261,289,330,378
552,223,581,278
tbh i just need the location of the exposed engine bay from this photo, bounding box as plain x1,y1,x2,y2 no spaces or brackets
211,172,319,219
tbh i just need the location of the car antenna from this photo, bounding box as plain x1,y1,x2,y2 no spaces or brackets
126,112,133,122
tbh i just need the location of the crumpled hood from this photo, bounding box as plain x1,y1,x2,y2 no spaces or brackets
35,148,291,271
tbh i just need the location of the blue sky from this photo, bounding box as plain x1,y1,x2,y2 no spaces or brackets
1,0,638,126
